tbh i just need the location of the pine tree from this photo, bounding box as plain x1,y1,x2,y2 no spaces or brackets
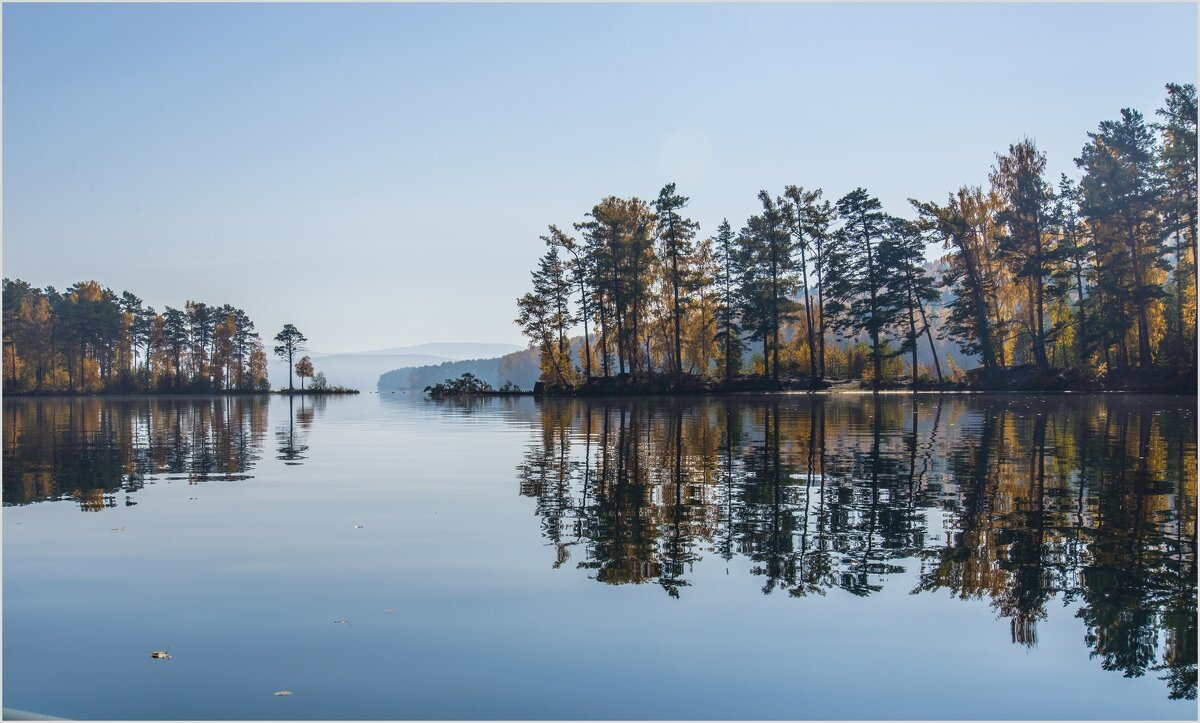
784,185,831,385
1076,109,1167,369
542,224,592,380
273,324,308,393
711,219,745,385
879,216,942,388
828,188,896,390
914,189,1004,380
517,248,578,390
654,183,700,378
1155,83,1198,369
1051,175,1094,370
739,191,797,385
990,140,1059,373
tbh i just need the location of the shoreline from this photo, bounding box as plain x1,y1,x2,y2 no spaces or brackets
3,389,360,399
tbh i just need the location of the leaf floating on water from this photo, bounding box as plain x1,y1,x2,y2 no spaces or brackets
274,690,293,697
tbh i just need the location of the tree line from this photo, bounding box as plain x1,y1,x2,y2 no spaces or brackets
2,278,270,393
516,83,1197,391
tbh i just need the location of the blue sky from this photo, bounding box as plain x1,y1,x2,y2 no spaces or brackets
4,3,1196,352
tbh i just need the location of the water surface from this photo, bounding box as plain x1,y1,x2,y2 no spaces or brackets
3,393,1195,719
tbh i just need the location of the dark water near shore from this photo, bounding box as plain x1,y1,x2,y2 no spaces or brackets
3,393,1195,719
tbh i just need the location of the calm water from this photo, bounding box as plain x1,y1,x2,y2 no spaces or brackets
3,393,1195,720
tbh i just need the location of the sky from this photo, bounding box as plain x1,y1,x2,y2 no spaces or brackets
3,2,1196,353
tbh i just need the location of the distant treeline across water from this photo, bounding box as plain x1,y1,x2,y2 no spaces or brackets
2,278,270,394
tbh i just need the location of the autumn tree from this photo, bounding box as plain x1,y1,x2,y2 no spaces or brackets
990,140,1059,373
295,355,314,391
914,189,1005,380
1,278,265,393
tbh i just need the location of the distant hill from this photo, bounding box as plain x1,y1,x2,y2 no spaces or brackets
269,353,450,392
353,342,522,358
267,342,522,392
379,348,539,391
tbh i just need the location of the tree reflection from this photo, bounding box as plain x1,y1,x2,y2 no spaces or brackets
276,395,310,464
4,397,269,508
516,394,1196,699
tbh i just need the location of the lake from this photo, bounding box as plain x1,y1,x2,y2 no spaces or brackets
3,392,1195,720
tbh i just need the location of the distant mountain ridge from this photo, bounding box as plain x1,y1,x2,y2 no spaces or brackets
268,341,523,391
378,348,539,392
352,342,522,358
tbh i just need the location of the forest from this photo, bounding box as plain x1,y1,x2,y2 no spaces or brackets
1,279,271,393
515,84,1197,392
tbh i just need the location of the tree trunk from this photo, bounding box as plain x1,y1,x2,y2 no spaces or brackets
1128,223,1153,368
907,287,918,391
863,218,880,392
816,236,826,380
579,280,591,381
1174,231,1185,367
771,257,780,387
917,298,943,383
799,242,817,386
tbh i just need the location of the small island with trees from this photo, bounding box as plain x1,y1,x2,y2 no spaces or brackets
271,324,358,395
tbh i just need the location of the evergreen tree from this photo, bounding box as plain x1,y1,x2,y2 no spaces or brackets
1051,175,1094,370
162,307,189,389
711,219,745,385
785,185,831,385
879,217,942,387
914,189,1004,379
654,182,700,378
990,140,1059,373
516,248,577,390
828,188,896,389
543,224,593,380
1076,109,1166,369
739,191,797,385
1155,83,1198,369
273,324,308,393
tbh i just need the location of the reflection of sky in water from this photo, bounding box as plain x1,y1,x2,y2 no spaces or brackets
2,393,1194,720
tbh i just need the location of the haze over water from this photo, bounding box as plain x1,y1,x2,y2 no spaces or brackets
3,393,1195,720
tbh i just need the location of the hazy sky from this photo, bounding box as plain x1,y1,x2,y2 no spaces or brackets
3,3,1196,353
